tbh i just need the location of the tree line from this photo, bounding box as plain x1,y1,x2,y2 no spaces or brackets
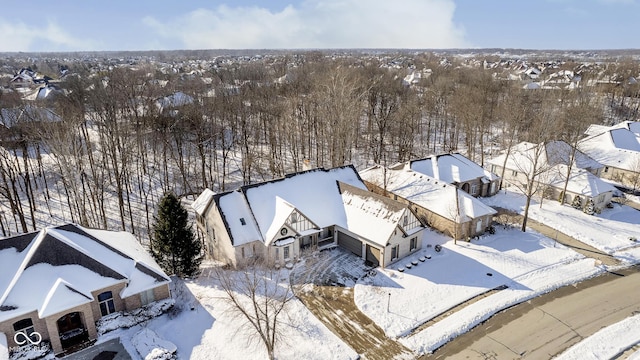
0,53,638,241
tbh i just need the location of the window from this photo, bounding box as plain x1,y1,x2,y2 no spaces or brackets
283,246,290,260
391,245,399,260
275,248,280,259
13,318,35,342
240,218,246,225
98,291,115,316
491,165,496,173
604,166,609,173
140,289,155,306
471,184,478,195
403,216,408,227
410,237,417,251
512,170,518,177
241,247,245,258
291,213,298,223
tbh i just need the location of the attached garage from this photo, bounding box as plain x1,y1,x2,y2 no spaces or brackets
366,244,381,267
337,232,362,257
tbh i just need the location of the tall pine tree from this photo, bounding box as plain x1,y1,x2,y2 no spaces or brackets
152,192,202,277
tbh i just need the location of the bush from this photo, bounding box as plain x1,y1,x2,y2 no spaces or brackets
572,195,583,209
583,199,596,215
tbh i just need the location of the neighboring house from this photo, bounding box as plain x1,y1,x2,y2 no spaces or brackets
193,165,425,268
579,121,640,191
393,153,501,197
0,224,171,355
155,91,194,113
360,166,497,240
488,141,616,212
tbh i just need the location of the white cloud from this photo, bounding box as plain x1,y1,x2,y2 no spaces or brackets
0,19,95,52
143,0,469,49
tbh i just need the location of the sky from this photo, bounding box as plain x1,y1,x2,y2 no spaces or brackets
0,0,639,52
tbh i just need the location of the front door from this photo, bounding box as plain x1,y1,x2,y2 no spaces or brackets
57,312,88,350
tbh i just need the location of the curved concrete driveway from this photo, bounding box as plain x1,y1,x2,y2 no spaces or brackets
426,266,640,359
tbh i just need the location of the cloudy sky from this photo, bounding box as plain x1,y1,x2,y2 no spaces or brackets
1,0,638,52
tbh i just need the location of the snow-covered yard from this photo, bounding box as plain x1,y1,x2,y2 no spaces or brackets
96,267,358,360
482,190,640,258
90,190,640,359
353,189,640,355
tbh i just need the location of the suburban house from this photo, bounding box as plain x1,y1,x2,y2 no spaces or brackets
392,153,501,197
360,166,497,240
579,121,640,191
0,224,171,355
193,165,425,268
488,141,617,212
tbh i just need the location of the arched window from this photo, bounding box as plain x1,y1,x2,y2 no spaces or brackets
98,291,115,316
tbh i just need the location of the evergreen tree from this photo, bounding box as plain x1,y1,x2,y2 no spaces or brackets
152,192,202,277
571,195,583,210
583,198,596,215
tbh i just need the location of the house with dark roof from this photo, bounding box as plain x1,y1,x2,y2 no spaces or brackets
0,224,171,355
193,165,425,268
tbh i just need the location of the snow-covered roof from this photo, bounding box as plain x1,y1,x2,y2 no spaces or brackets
579,124,640,172
360,166,496,223
242,166,366,241
488,140,602,173
546,165,617,197
408,153,500,185
339,182,416,247
209,166,415,248
0,224,170,322
192,188,215,216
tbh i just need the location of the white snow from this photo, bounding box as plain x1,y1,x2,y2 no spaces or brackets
341,184,410,247
360,166,496,222
349,187,640,355
482,191,640,256
100,272,358,360
244,166,366,240
554,314,640,360
409,153,499,184
0,333,7,360
131,328,177,360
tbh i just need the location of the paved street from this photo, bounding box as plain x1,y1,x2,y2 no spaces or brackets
426,266,640,359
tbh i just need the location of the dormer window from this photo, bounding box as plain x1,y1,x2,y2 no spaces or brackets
240,218,246,225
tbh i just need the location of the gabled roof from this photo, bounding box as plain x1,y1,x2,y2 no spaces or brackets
192,188,215,216
0,224,170,322
203,165,413,249
546,164,617,197
359,166,496,223
578,123,640,171
338,182,419,248
242,166,366,241
488,140,602,173
408,153,500,184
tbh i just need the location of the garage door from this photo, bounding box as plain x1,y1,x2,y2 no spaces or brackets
337,232,362,257
366,245,381,267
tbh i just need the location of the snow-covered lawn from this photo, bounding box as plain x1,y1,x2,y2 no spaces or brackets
353,188,640,355
554,313,640,360
98,267,357,360
354,227,601,342
482,190,640,257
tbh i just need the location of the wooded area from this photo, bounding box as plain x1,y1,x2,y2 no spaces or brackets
1,52,639,242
